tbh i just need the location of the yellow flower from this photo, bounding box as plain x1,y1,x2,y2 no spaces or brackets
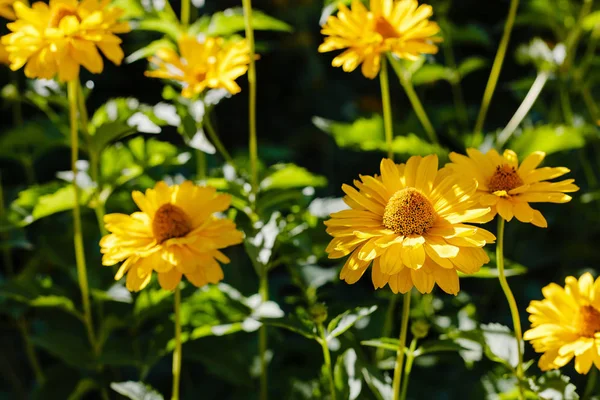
0,0,21,20
447,149,579,227
2,0,130,82
318,0,441,78
524,273,600,374
0,42,9,65
325,155,495,295
145,35,251,98
100,181,244,292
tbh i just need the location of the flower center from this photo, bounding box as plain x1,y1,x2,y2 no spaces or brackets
488,164,524,193
48,4,80,28
575,305,600,338
152,204,192,244
383,188,436,236
374,16,400,39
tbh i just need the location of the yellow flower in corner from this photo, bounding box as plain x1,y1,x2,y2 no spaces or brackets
447,149,579,227
0,0,21,20
524,273,600,374
325,155,495,295
100,181,244,292
2,0,130,82
318,0,441,78
145,36,251,98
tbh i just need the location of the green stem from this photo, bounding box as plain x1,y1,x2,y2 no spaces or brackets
195,150,207,180
180,0,190,26
318,324,337,400
399,338,417,400
171,285,182,400
473,0,520,134
67,80,98,354
496,218,525,400
259,271,269,400
497,71,549,148
392,292,411,400
376,295,398,362
17,319,45,385
380,57,394,160
387,54,438,144
559,83,574,125
440,20,469,128
242,0,258,197
583,366,598,400
204,115,234,165
581,86,600,122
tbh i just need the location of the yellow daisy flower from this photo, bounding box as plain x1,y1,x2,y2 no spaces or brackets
524,273,600,374
2,0,130,82
325,155,495,295
318,0,441,79
0,0,21,20
145,35,251,98
100,181,244,292
447,149,579,228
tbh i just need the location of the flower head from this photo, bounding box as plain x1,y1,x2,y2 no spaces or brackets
447,149,579,227
318,0,441,78
145,35,251,98
524,273,600,374
100,181,244,292
0,0,21,20
2,0,130,82
325,155,495,295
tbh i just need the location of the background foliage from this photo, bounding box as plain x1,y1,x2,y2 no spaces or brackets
1,0,600,399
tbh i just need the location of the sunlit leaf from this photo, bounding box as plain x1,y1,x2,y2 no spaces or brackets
509,124,590,156
411,64,452,85
360,338,400,352
207,8,292,36
110,381,164,400
326,306,377,341
261,164,327,191
334,348,362,400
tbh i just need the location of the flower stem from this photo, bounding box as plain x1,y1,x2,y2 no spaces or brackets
496,218,525,400
204,114,234,165
497,71,549,148
259,271,269,400
195,150,206,181
583,366,598,400
387,54,438,145
242,0,258,196
473,0,520,134
180,0,190,26
318,323,336,400
440,20,469,129
399,338,417,400
68,80,98,354
392,292,411,400
376,294,399,362
171,285,182,400
380,57,394,160
17,318,45,385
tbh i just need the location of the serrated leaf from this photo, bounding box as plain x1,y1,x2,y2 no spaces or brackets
207,8,292,36
326,306,377,341
110,381,164,400
261,164,327,191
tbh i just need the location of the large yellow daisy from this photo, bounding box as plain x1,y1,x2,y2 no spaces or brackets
446,149,579,227
100,181,244,292
318,0,441,78
524,273,600,374
2,0,130,82
145,35,251,98
325,155,496,295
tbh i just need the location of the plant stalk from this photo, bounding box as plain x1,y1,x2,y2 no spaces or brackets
205,114,234,165
376,295,399,362
318,324,337,400
259,271,269,400
496,218,525,400
473,0,520,134
392,292,411,400
380,57,394,160
171,285,182,400
242,0,258,196
399,338,418,400
583,366,598,400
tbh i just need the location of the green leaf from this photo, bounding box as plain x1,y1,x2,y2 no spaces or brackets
0,119,64,162
531,370,579,400
411,64,453,85
360,338,400,352
29,295,79,317
67,379,97,400
126,38,177,64
267,313,317,339
326,305,377,341
207,8,293,36
110,381,164,400
457,57,488,78
413,339,468,357
481,323,521,369
510,125,590,156
334,349,362,400
261,164,327,191
583,11,600,31
31,330,94,370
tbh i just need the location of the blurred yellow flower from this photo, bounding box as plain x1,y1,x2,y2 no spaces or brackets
0,42,9,65
0,0,21,20
447,149,579,227
524,273,600,374
146,36,251,98
2,0,130,82
325,155,495,295
100,181,243,292
318,0,441,78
